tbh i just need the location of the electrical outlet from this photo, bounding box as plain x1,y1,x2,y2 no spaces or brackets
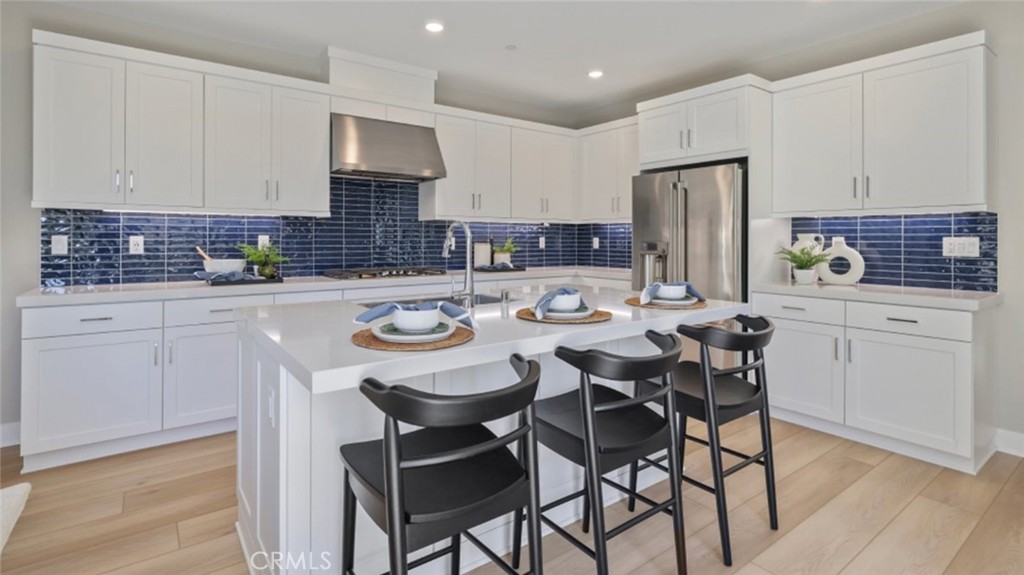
258,235,271,249
961,236,980,257
538,236,546,250
942,237,957,257
942,237,981,258
51,235,69,256
592,237,600,249
129,235,145,255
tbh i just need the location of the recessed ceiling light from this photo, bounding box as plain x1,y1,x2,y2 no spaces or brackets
425,21,444,33
505,44,518,51
588,70,604,79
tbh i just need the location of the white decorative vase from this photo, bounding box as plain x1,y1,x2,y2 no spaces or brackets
791,233,825,254
493,252,512,266
815,237,865,286
793,269,818,285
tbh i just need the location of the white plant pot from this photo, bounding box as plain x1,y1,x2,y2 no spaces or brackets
493,252,512,265
793,269,818,285
791,233,825,255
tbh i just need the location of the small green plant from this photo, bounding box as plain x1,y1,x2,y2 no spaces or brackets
236,243,289,279
776,247,831,270
492,238,519,254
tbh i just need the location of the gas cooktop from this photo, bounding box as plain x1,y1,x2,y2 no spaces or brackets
322,267,448,280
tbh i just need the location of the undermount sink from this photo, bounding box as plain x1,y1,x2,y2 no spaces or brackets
358,294,509,308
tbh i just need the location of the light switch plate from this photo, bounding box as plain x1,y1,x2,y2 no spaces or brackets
129,235,145,255
942,237,957,257
258,235,271,249
592,237,600,249
538,237,546,250
942,236,981,258
51,235,69,256
962,236,980,257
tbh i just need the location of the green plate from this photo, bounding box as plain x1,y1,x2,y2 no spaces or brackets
380,322,450,336
549,304,590,314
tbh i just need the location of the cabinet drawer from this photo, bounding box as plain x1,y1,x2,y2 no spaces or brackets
23,302,163,338
751,293,844,325
846,302,972,342
164,295,274,327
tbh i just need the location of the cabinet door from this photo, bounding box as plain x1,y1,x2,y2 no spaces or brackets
579,129,619,220
33,46,125,207
164,324,238,429
474,122,511,218
617,124,639,218
773,76,863,213
845,328,972,456
543,133,576,221
638,104,685,165
204,76,272,210
765,319,845,423
433,115,477,217
863,48,985,209
125,62,204,208
272,87,330,214
510,128,547,219
685,88,747,157
21,329,163,454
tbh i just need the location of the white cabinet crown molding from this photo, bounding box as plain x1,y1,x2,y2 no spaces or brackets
636,73,771,112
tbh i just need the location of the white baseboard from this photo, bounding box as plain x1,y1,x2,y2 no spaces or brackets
995,428,1024,458
1,422,20,448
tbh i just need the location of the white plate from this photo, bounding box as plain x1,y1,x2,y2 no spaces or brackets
649,297,699,307
543,306,597,320
371,322,454,344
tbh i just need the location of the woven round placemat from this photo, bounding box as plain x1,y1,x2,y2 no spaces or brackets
624,297,709,311
515,308,613,324
352,325,475,351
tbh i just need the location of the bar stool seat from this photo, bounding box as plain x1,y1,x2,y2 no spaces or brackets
535,385,671,469
340,425,528,526
671,361,763,424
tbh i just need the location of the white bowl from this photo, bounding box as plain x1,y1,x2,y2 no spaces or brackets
549,292,582,312
392,308,441,333
656,285,691,300
203,259,246,274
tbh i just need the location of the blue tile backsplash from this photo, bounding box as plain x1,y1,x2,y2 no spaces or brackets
791,212,998,292
39,177,633,286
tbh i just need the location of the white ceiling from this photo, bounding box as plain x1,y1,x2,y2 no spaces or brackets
65,1,957,127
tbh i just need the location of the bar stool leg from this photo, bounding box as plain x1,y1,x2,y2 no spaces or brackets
525,406,545,575
342,471,357,575
705,413,732,566
511,508,524,569
449,534,461,575
580,386,610,575
757,363,779,530
665,382,688,575
581,482,591,534
627,380,641,513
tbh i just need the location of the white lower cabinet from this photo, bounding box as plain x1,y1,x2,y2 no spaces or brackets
21,329,163,455
163,323,239,429
765,318,845,423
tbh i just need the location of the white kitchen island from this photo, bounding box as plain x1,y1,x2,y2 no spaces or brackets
236,284,749,575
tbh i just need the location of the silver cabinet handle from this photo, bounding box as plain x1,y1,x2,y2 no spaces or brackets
167,342,174,364
886,317,919,324
865,175,871,199
853,176,858,199
114,170,121,194
781,305,806,311
153,342,159,366
540,198,544,213
847,339,853,363
129,170,134,194
834,337,839,361
80,316,113,322
476,194,481,210
209,308,234,314
679,129,686,149
472,194,476,210
687,128,693,148
265,180,270,201
275,181,280,201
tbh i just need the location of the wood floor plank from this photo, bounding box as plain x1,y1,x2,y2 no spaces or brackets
944,463,1024,575
178,506,240,548
206,562,252,575
123,465,236,511
737,564,775,575
753,454,941,575
829,440,891,467
921,451,1020,515
839,496,979,575
105,532,244,575
3,524,180,575
7,493,124,543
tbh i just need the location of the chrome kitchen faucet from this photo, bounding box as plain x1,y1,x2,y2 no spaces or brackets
442,221,475,308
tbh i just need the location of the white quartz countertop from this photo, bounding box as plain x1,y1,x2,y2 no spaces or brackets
753,281,1002,312
16,267,630,307
243,284,749,394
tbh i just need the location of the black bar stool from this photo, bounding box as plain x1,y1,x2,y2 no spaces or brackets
631,314,777,566
514,330,688,575
339,354,544,575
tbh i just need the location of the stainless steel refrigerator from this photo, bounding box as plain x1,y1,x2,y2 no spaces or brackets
631,162,745,302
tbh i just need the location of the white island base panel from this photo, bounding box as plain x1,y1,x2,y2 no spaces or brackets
235,287,749,575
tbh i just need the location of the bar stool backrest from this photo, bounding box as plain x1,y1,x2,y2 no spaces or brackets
555,330,683,382
676,315,774,353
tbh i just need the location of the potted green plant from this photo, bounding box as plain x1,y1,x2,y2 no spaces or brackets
492,238,519,266
236,243,289,279
776,247,832,285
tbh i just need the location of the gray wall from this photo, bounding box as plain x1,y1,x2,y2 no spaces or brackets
2,1,1022,438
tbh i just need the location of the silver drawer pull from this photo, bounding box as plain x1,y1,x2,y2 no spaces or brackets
80,316,114,322
780,306,806,311
886,317,919,324
209,308,234,314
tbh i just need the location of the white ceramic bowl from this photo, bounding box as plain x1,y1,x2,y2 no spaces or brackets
549,292,582,312
203,259,246,274
392,308,441,333
656,285,691,300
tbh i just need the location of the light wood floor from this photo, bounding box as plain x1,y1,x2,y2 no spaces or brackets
2,419,1022,575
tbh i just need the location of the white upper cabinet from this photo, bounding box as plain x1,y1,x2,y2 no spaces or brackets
638,86,749,166
863,48,985,210
773,76,864,214
204,76,273,211
579,123,638,221
125,62,204,208
618,124,639,217
511,129,575,221
419,116,511,220
33,46,125,207
474,122,512,218
544,134,576,220
271,87,330,214
426,115,476,218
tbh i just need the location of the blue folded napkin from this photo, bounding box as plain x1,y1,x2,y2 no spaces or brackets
354,301,478,330
640,282,706,305
194,271,257,282
475,261,515,272
534,287,582,320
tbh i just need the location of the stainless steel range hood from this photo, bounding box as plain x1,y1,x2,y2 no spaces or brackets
331,114,446,181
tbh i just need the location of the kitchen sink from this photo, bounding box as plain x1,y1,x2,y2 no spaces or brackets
358,294,510,308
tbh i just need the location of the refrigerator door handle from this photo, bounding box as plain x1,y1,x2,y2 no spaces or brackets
677,182,688,281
